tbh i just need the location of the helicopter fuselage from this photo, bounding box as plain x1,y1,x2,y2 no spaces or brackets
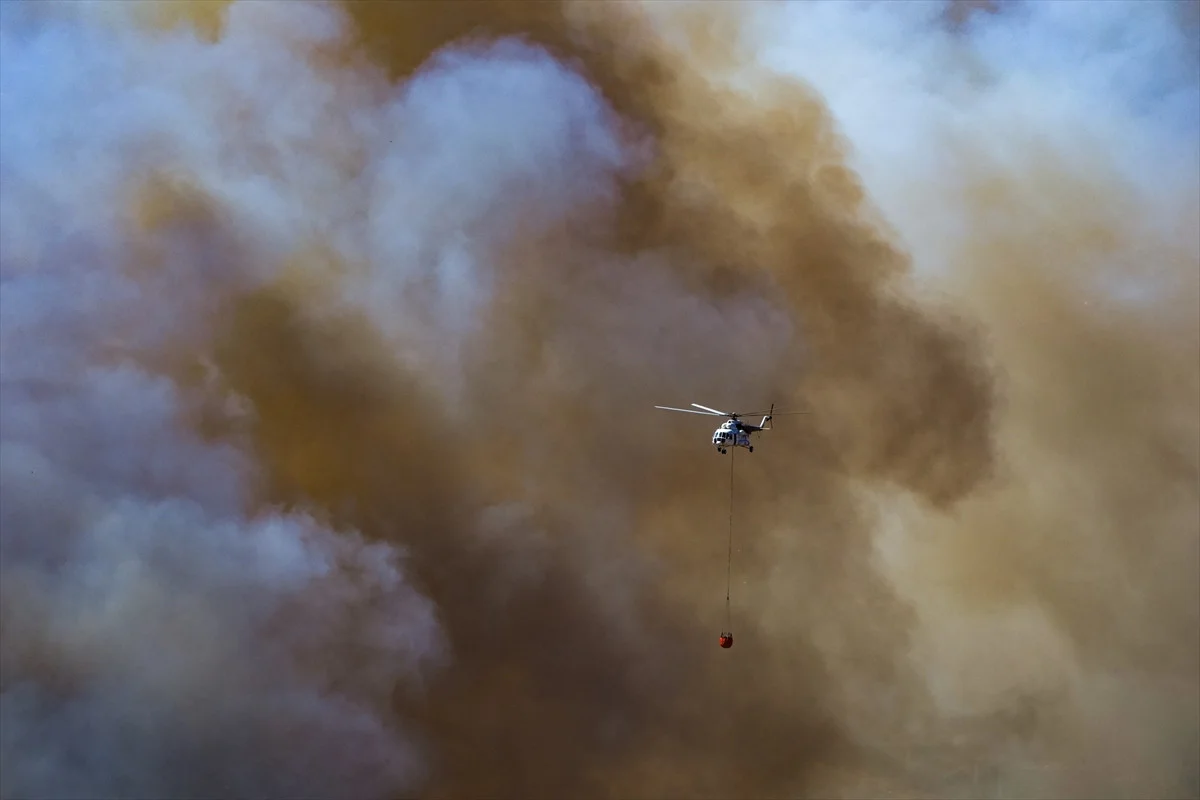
712,419,763,454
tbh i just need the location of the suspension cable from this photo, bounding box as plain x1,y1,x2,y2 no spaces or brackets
726,448,735,629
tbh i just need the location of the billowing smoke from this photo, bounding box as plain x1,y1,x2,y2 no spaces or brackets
1,1,1196,798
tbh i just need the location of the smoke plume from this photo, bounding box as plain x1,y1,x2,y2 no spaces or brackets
1,1,1196,798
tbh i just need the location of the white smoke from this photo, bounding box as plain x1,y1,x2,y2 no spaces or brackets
0,3,451,797
2,0,1197,798
737,1,1200,796
1,0,653,794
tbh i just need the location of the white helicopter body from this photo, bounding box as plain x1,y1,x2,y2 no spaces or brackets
654,402,803,455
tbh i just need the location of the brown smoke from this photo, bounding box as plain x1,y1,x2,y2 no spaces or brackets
166,2,991,797
5,1,1196,798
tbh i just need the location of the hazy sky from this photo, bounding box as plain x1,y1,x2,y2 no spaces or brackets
1,2,1197,798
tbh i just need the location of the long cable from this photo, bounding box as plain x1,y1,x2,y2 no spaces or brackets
725,448,735,629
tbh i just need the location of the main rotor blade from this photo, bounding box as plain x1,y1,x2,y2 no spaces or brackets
740,410,812,417
655,405,724,416
691,403,731,416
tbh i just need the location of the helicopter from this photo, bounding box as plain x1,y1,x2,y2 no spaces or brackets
654,402,807,454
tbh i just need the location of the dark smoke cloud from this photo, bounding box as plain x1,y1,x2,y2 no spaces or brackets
1,1,1196,799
